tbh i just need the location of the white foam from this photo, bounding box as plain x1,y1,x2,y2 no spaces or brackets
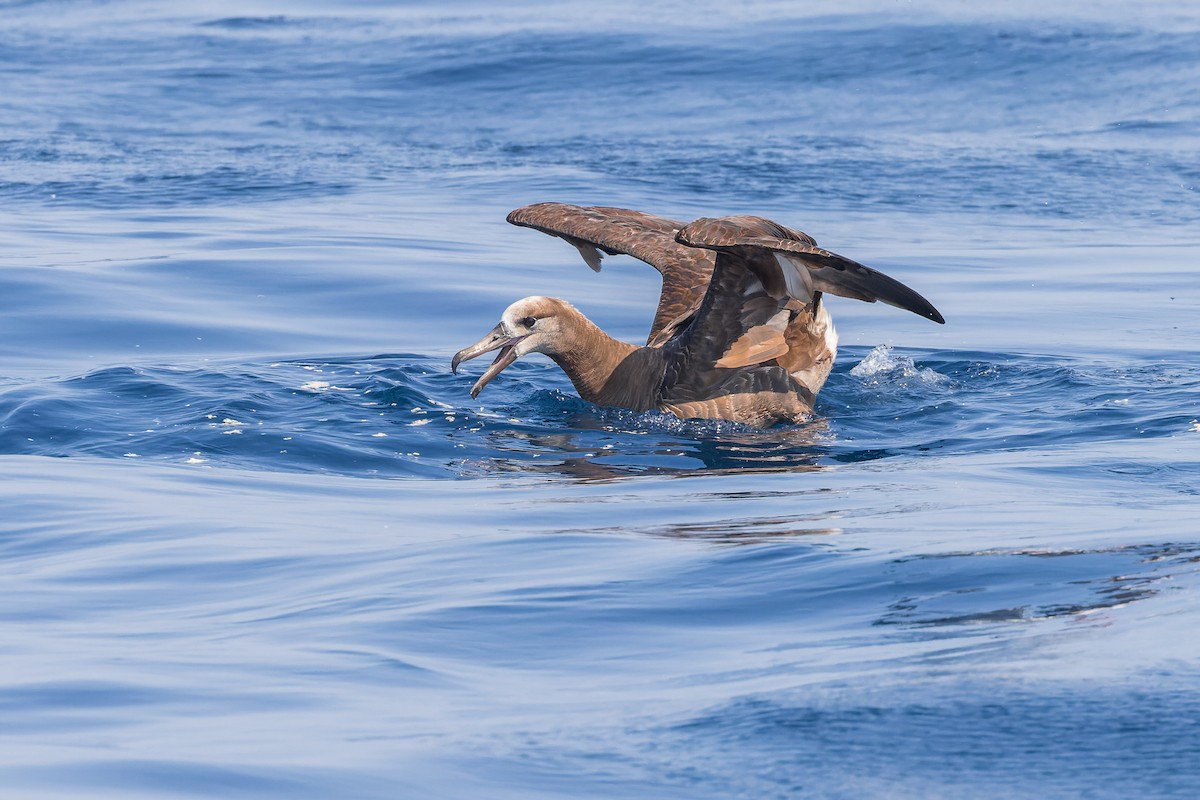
299,381,356,393
850,344,946,387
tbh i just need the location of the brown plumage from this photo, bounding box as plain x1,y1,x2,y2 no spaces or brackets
452,203,944,427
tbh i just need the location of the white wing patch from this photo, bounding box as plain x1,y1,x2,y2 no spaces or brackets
773,252,815,303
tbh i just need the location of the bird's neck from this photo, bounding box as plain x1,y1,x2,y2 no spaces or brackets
548,309,664,412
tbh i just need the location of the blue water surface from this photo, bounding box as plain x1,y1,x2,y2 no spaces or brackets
2,1,1199,797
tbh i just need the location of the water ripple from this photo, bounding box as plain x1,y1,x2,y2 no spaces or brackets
1,346,1195,481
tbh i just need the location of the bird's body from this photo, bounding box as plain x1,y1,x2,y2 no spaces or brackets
452,203,943,427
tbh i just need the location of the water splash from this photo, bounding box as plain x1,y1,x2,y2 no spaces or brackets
849,344,950,387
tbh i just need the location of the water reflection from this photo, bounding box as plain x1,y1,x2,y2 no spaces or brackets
875,542,1200,628
459,416,832,481
556,515,843,545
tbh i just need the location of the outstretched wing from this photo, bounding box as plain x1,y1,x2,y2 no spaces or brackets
661,216,943,405
507,203,715,346
676,216,944,324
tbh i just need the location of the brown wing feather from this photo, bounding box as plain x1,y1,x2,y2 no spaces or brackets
662,213,942,416
660,248,796,400
507,203,716,346
676,216,945,324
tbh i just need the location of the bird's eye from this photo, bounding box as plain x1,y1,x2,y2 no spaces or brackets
520,316,537,328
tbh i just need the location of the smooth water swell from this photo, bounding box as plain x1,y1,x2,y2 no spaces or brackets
2,450,1199,799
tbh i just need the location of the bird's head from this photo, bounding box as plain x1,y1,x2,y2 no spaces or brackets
451,296,574,398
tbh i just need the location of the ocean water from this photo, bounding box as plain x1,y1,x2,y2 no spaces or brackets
2,1,1199,797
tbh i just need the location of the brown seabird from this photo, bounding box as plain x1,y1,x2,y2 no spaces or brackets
452,203,944,427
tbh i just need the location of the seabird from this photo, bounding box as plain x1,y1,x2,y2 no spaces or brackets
452,203,944,427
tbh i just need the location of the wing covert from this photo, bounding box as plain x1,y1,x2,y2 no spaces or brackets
507,203,716,345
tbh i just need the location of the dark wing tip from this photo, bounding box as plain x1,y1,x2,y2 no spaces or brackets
911,302,946,324
899,295,945,324
873,267,944,324
855,264,945,324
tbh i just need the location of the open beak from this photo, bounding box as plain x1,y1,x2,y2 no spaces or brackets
451,323,527,398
